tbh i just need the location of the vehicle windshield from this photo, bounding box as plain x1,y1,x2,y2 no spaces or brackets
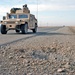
9,15,17,19
19,14,28,18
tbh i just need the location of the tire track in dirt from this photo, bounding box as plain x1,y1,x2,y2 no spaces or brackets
0,26,64,47
0,34,37,47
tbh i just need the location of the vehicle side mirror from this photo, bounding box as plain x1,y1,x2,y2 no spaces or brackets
3,16,6,20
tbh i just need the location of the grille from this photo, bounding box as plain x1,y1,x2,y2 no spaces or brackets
7,21,15,24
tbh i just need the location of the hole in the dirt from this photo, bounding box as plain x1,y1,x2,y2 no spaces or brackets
19,49,25,53
32,50,48,60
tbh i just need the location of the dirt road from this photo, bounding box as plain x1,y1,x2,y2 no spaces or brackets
0,26,63,46
0,26,75,75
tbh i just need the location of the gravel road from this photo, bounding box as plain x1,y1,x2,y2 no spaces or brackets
0,26,75,75
0,26,63,46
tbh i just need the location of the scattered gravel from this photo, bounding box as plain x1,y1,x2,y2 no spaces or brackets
0,27,75,75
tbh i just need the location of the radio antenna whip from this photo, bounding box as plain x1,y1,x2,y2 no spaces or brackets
37,0,38,24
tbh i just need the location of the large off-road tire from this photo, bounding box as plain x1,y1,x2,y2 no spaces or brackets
32,25,37,33
1,25,7,34
15,30,20,33
21,24,28,34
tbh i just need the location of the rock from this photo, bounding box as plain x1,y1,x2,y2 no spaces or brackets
14,66,18,71
57,68,66,73
67,47,71,50
0,46,3,49
3,51,6,57
64,62,70,69
5,45,11,49
9,55,13,59
10,62,13,65
23,59,28,64
53,42,56,44
27,73,32,75
20,55,25,58
10,61,18,65
9,53,14,59
50,47,56,52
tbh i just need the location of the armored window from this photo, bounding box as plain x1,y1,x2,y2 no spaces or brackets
9,15,17,19
19,14,28,18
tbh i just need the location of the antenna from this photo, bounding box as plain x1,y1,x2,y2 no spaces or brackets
37,0,38,24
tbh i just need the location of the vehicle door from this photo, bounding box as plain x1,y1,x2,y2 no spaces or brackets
30,15,33,27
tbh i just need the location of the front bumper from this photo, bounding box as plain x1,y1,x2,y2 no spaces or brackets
6,24,18,29
6,24,21,31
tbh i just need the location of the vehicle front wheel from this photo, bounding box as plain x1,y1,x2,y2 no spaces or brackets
1,25,7,34
21,24,28,34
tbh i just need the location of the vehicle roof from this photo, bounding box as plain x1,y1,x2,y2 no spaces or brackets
9,13,34,17
9,13,29,15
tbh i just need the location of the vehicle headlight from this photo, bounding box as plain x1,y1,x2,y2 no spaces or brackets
15,22,18,24
4,22,7,24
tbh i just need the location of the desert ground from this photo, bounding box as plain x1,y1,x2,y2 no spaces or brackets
0,26,75,75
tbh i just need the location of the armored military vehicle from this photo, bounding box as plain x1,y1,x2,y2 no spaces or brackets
0,4,37,34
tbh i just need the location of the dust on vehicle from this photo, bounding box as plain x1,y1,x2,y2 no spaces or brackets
0,4,37,34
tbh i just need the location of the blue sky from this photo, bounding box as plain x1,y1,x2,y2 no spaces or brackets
0,0,75,26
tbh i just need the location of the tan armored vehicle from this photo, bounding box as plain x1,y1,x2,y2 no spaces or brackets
0,4,37,34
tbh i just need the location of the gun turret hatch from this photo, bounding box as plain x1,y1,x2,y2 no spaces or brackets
10,4,30,14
